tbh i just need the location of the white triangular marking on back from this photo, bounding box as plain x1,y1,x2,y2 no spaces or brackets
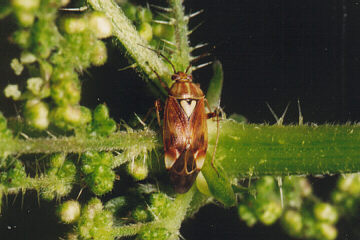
180,100,196,118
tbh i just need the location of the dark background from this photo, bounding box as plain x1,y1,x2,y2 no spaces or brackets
1,0,360,239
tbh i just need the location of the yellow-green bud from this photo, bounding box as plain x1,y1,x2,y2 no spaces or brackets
91,40,107,66
24,100,49,130
127,161,148,181
20,52,37,64
40,61,53,81
88,12,112,39
15,10,35,27
63,105,82,124
313,203,338,224
61,17,87,34
58,200,81,224
317,223,337,240
27,77,44,95
11,0,40,11
138,22,152,42
10,58,23,76
256,201,282,225
282,210,302,236
4,84,21,100
136,7,152,23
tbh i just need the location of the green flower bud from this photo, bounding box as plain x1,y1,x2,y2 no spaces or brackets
152,23,174,40
41,190,55,201
27,77,44,95
149,193,173,219
136,7,152,23
15,10,35,27
4,84,21,100
238,204,257,227
122,3,137,21
24,100,49,130
313,203,338,224
99,152,113,167
1,159,27,188
52,67,78,83
58,200,81,224
10,58,23,76
127,160,148,181
40,61,53,81
57,161,76,179
132,206,150,222
91,40,107,66
50,154,66,168
51,79,81,106
138,22,152,42
86,166,115,195
11,0,40,11
93,104,110,122
256,176,276,195
60,0,70,7
255,201,282,225
12,30,31,49
338,174,360,196
88,12,112,39
317,223,337,240
20,52,36,64
81,151,99,172
298,177,312,197
136,228,171,240
83,198,103,220
282,210,302,236
79,106,92,125
63,105,82,124
61,16,87,34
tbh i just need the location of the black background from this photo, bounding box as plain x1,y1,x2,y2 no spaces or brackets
1,0,360,239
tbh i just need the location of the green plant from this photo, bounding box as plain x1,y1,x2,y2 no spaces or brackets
0,0,359,239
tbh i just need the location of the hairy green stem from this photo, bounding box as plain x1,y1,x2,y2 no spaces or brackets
88,0,171,87
207,120,360,178
168,0,191,71
2,129,158,155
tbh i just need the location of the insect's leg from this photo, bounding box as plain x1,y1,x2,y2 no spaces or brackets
205,99,220,177
154,99,162,127
150,67,170,93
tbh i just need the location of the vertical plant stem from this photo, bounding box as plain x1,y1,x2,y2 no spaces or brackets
168,0,191,71
88,0,171,87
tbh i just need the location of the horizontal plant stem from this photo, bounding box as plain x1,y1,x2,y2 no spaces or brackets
3,129,158,155
207,120,360,178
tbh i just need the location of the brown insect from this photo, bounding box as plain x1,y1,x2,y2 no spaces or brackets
153,53,219,194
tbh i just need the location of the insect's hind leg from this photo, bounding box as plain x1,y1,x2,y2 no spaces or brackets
205,100,222,177
154,99,162,127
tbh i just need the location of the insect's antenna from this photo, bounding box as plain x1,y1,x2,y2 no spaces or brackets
137,44,177,73
185,64,192,74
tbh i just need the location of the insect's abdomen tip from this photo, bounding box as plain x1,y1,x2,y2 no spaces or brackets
170,170,199,194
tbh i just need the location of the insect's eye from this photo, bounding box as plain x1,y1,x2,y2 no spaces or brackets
171,75,177,81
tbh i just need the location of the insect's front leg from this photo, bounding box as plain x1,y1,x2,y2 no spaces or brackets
154,99,162,127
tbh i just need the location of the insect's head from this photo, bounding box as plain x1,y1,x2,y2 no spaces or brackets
171,71,193,82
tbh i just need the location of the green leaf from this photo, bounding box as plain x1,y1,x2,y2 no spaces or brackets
206,60,224,110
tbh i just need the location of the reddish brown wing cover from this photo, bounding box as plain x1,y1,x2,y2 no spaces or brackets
163,96,208,193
